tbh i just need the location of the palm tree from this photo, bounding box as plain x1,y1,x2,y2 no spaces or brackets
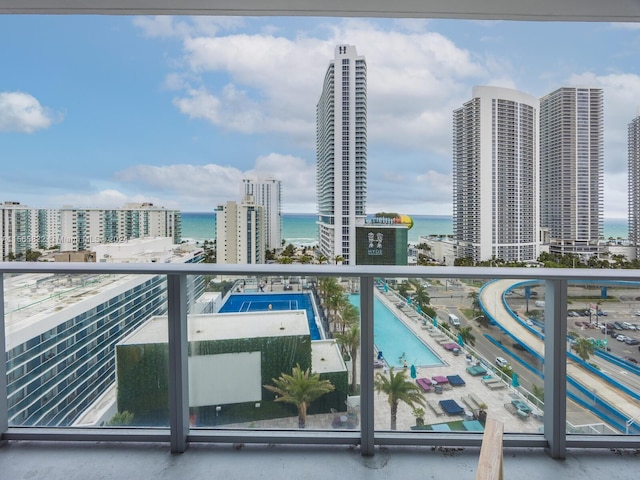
374,367,425,430
457,326,476,346
467,290,480,315
573,338,595,362
263,364,335,428
335,298,358,333
334,324,360,393
413,284,430,311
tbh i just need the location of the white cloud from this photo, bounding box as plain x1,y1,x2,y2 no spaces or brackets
50,189,169,210
113,154,316,212
0,92,57,133
567,72,640,175
133,16,245,38
161,20,495,157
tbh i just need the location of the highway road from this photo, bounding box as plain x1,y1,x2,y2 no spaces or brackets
480,279,640,429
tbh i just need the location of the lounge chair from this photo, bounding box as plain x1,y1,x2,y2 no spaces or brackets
427,399,445,416
439,399,465,416
481,376,501,385
416,377,432,392
447,374,466,387
432,375,449,385
469,393,485,408
486,381,506,390
461,395,480,411
466,365,488,376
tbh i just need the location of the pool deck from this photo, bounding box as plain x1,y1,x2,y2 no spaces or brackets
221,282,543,433
371,288,544,433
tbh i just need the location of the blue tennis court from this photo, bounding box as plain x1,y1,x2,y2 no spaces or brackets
219,293,323,340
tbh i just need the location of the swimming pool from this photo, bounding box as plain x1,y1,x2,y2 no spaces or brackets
349,294,444,368
219,293,323,340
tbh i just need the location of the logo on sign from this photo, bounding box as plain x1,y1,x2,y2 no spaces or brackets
367,232,383,255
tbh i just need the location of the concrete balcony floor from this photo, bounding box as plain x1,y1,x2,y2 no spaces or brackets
0,441,638,480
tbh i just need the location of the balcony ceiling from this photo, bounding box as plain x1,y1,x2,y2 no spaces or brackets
0,0,639,22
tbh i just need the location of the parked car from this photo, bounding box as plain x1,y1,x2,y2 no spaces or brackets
616,334,630,342
613,322,624,330
621,322,636,330
624,338,640,345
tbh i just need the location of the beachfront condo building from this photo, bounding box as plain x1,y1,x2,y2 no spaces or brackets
59,203,182,251
215,195,265,264
316,45,367,265
629,113,640,257
242,177,282,251
1,202,61,260
453,86,540,263
540,87,604,258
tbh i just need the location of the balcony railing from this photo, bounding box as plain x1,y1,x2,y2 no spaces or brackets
2,262,640,459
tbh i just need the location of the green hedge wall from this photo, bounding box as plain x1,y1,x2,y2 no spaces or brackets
116,343,170,425
117,334,311,423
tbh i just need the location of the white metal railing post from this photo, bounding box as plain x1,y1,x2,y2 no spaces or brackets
167,274,189,453
544,279,567,459
360,275,374,456
0,274,7,445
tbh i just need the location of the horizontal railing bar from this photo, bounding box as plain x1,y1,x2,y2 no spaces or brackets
2,427,170,442
1,262,640,282
189,429,360,445
6,429,638,449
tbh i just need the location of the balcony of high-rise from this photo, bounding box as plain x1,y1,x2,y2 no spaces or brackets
2,1,640,479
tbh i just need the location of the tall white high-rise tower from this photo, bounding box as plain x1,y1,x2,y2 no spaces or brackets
316,45,367,265
242,177,282,250
453,86,540,263
540,87,603,257
628,113,640,256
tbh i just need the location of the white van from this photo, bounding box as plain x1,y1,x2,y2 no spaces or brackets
448,313,460,327
495,356,510,368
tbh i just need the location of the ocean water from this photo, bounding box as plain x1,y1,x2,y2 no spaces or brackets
181,212,629,245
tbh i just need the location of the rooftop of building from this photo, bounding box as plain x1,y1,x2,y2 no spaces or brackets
120,310,311,345
4,240,202,349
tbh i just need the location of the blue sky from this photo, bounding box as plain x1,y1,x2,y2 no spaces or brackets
1,16,640,216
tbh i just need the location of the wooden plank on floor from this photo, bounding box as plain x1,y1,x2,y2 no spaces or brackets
476,416,503,480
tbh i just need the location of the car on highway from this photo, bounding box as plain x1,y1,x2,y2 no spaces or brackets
495,356,510,368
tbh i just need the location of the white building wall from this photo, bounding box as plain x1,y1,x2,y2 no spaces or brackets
242,177,282,250
453,86,539,263
316,45,366,265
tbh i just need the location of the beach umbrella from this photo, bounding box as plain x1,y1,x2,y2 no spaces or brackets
410,364,417,379
457,332,465,347
511,372,520,389
384,283,389,293
432,316,438,327
417,305,422,314
407,296,412,305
